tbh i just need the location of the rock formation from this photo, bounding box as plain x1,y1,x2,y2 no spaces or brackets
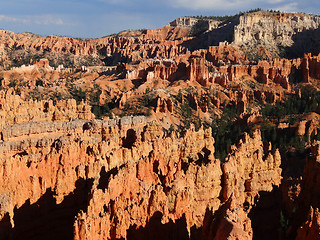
234,11,320,58
1,9,320,240
222,130,282,206
74,124,222,239
0,88,284,239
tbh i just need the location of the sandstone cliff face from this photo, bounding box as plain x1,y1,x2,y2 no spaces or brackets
124,49,320,119
74,124,222,239
0,110,222,239
222,130,282,206
0,29,189,68
234,11,320,58
0,90,93,129
142,26,190,41
0,89,284,240
3,10,320,240
169,17,199,29
72,129,282,240
0,94,93,228
1,11,320,71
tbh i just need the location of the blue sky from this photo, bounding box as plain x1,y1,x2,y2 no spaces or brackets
0,0,319,38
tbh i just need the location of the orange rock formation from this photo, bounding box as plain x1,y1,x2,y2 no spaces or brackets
1,10,320,240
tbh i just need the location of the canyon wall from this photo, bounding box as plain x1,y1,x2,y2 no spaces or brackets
0,92,283,239
1,10,320,240
1,11,320,69
234,11,320,57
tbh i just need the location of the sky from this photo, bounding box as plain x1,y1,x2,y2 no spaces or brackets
0,0,319,38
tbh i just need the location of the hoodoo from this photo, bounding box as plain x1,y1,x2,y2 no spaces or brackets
1,9,320,240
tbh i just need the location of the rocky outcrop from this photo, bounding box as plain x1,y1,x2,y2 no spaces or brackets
207,43,248,65
0,88,284,239
155,97,173,113
0,96,93,226
3,10,320,240
0,90,93,130
0,30,190,68
234,11,320,58
1,11,320,71
188,57,209,84
142,26,190,41
73,124,222,239
169,17,199,29
71,127,282,239
222,130,282,206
